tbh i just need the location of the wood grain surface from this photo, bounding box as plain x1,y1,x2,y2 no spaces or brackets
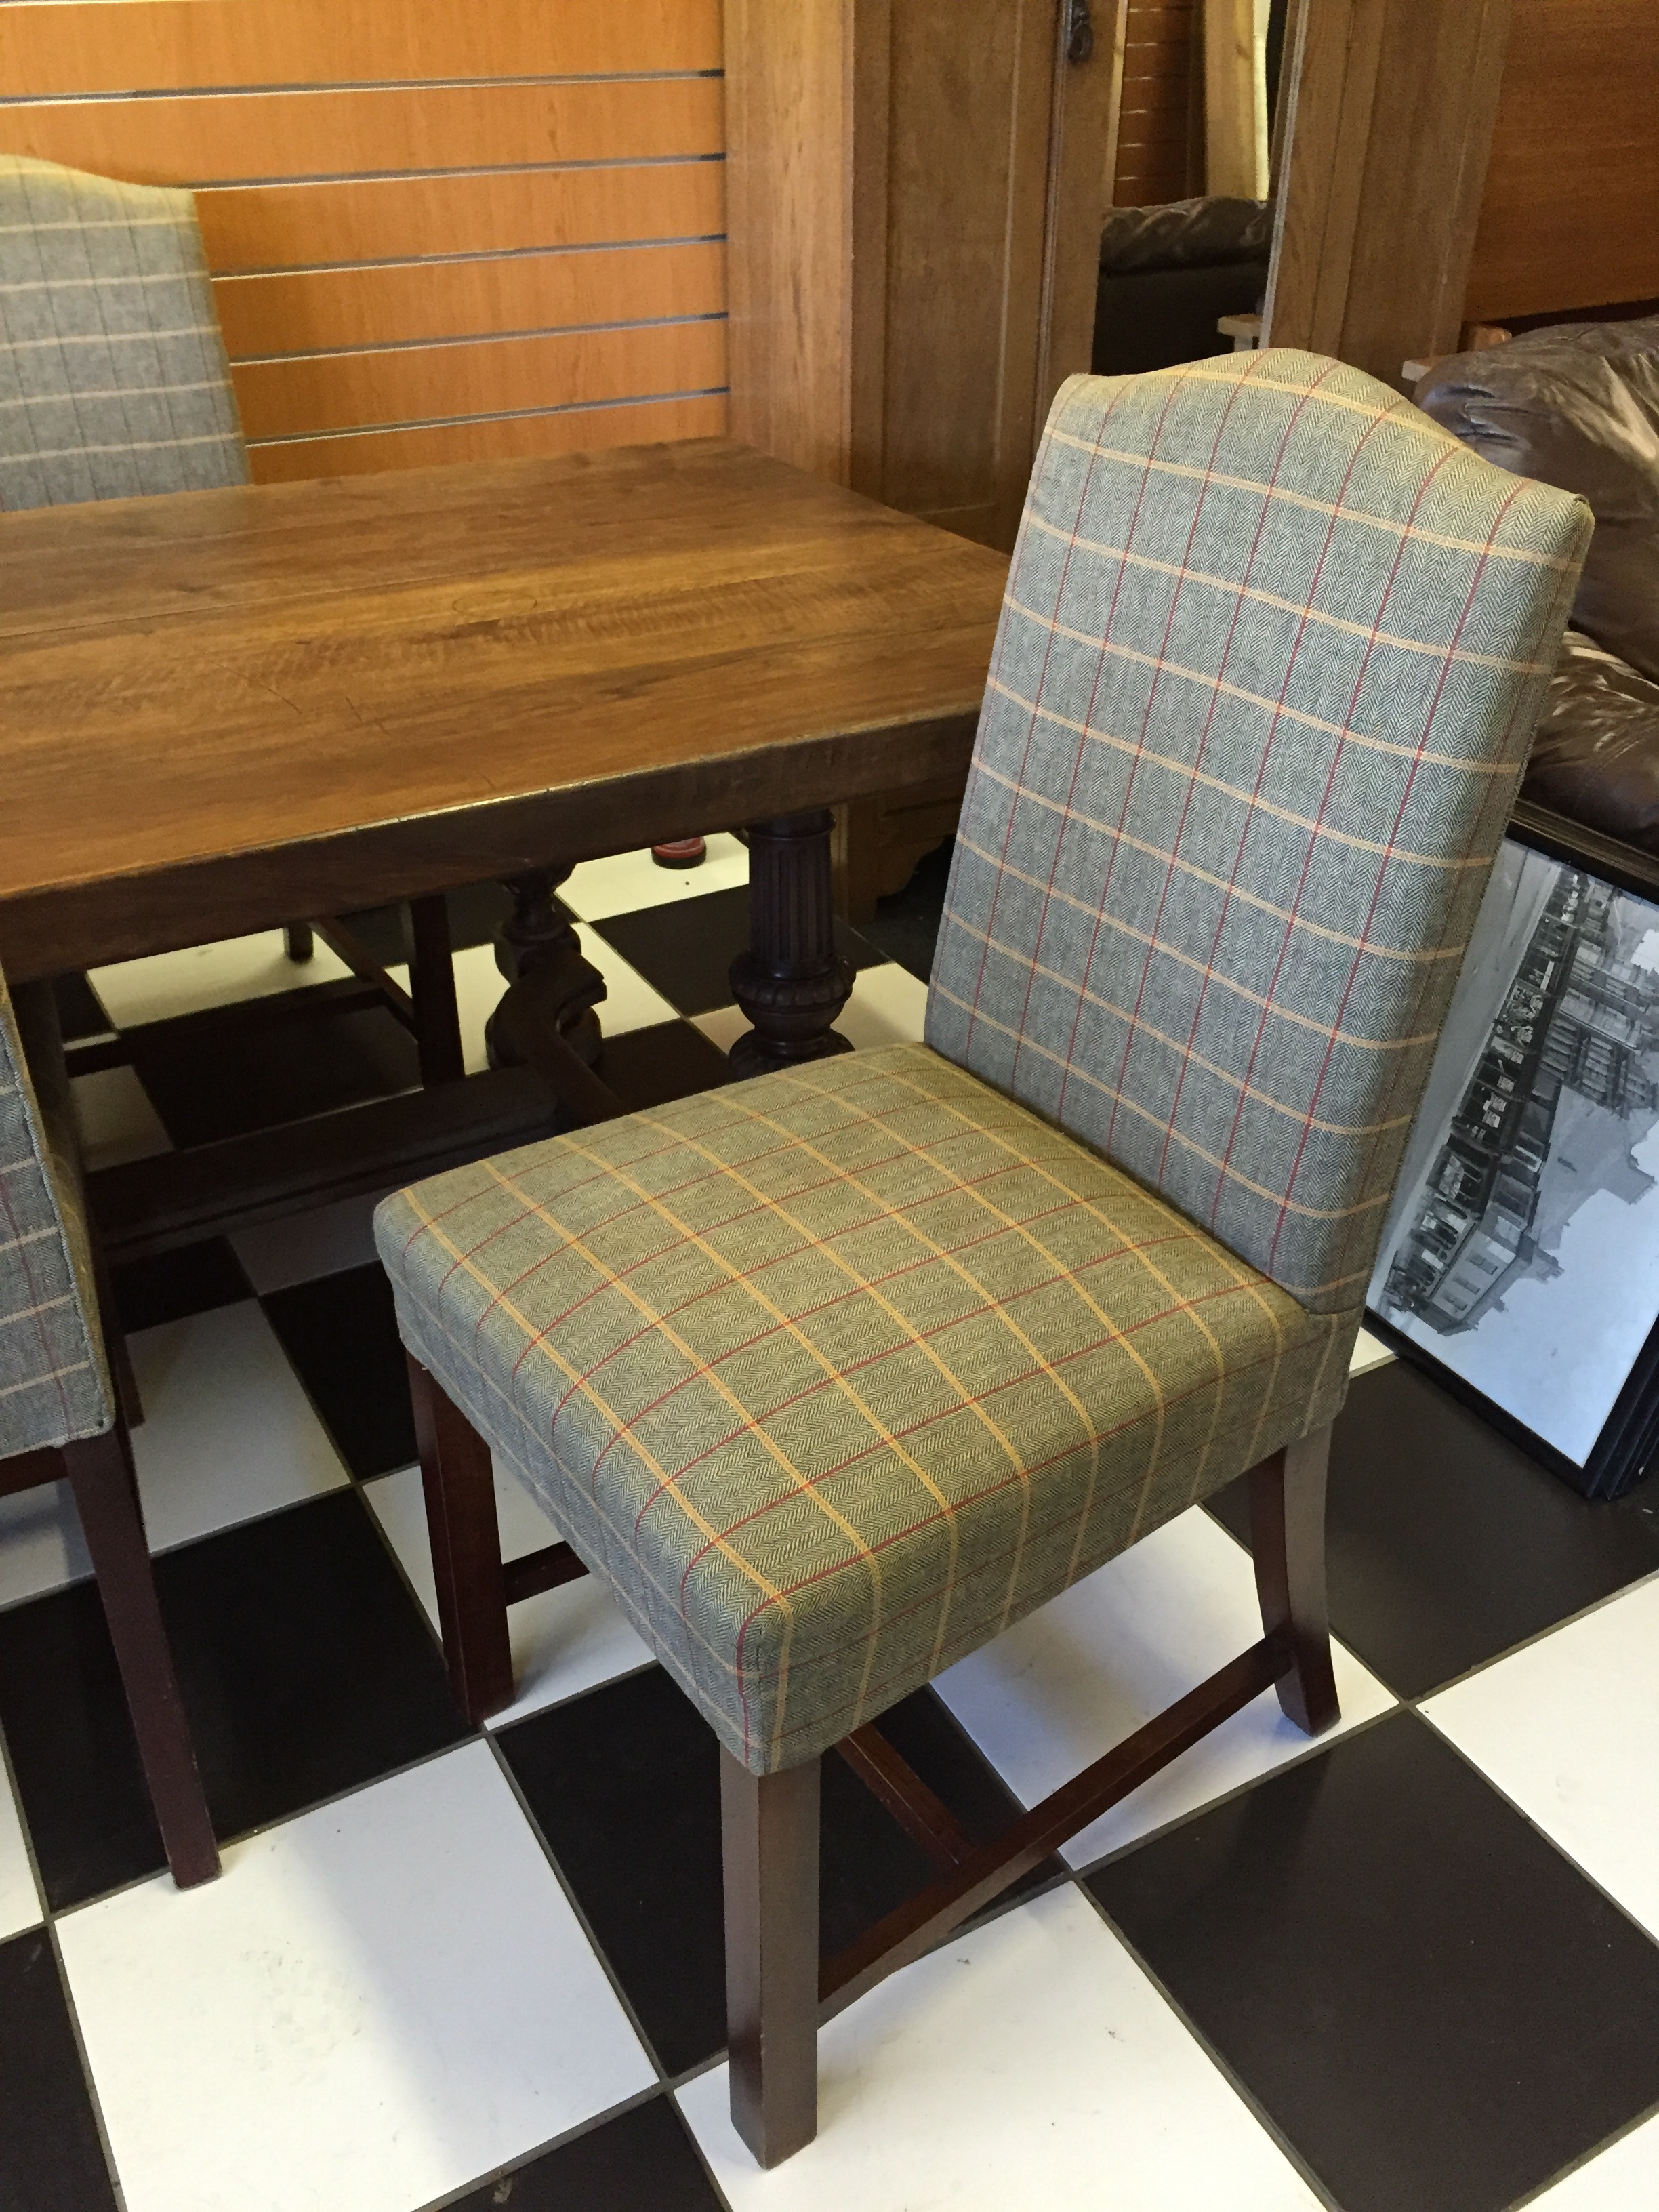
0,443,1006,979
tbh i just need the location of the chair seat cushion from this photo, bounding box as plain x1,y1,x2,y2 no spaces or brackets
376,1044,1354,1773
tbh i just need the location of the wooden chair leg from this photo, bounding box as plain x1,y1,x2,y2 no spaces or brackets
62,1427,219,1889
407,1358,515,1723
284,922,315,962
721,1749,821,2167
1248,1422,1340,1736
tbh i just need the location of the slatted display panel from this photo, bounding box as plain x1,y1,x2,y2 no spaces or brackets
0,0,728,480
1112,0,1197,208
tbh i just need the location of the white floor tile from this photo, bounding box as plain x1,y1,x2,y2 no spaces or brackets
58,1740,653,2212
1525,2114,1659,2210
1422,1574,1659,1941
231,1190,390,1295
365,1462,653,1727
385,941,508,1080
71,1065,171,1170
692,1002,750,1056
836,962,930,1050
678,1884,1322,2211
577,922,681,1036
0,1475,91,1607
0,1744,41,1940
562,835,750,921
1350,1326,1394,1376
128,1302,349,1553
933,1505,1395,1869
89,931,351,1031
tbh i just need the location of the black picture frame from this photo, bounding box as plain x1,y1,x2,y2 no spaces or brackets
1366,803,1659,1501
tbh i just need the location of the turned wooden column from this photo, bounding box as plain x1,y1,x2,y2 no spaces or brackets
729,810,855,1079
485,863,608,1074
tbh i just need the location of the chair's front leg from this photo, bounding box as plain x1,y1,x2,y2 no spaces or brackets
720,1748,821,2166
1248,1422,1340,1736
407,1359,515,1724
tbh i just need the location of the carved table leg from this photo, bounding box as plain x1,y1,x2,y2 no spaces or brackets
729,809,856,1080
485,864,608,1075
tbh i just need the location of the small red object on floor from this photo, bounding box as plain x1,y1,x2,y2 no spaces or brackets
651,837,707,868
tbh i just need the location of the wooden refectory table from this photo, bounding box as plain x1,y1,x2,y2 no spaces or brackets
0,438,1008,1254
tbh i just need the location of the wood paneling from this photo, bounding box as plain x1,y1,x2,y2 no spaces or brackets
3,79,724,189
232,319,727,443
1114,1,1198,205
249,395,730,485
0,0,731,476
1265,0,1513,381
215,242,724,361
1466,0,1659,321
0,0,723,95
194,165,726,275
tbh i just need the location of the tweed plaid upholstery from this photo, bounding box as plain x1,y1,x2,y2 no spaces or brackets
0,973,112,1456
0,154,247,511
377,1044,1350,1774
927,350,1592,1311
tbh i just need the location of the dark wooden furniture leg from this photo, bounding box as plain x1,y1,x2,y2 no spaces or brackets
407,1358,515,1724
1248,1422,1340,1735
62,1426,219,1889
284,922,314,962
729,808,856,1079
487,865,608,1073
408,893,466,1086
722,1749,821,2167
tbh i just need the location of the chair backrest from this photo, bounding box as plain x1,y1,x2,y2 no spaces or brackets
0,975,112,1456
0,152,248,510
926,349,1591,1315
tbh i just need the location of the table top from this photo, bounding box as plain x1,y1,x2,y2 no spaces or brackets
0,438,1008,979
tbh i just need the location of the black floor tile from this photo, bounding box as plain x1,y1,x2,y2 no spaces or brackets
339,880,514,967
54,970,112,1042
110,1237,253,1334
497,1665,1050,2078
1208,1359,1659,1698
447,2095,722,2211
857,836,955,982
602,1019,735,1113
0,1930,119,2211
1090,1708,1659,2212
0,1490,468,1910
128,1004,419,1148
591,886,882,1017
260,1261,415,1479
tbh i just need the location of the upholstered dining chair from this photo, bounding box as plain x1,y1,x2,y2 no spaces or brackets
0,152,464,1077
0,969,218,1889
375,349,1591,2165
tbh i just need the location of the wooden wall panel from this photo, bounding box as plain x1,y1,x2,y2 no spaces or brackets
0,1,723,94
3,80,724,188
0,0,730,479
1113,0,1198,205
194,166,726,276
249,396,729,485
214,242,725,361
1466,0,1659,321
232,320,728,442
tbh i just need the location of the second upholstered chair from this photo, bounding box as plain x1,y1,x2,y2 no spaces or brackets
375,349,1590,2165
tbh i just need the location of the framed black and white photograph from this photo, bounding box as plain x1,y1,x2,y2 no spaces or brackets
1367,833,1659,1498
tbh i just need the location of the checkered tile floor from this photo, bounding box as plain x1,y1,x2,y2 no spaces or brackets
5,842,1659,2212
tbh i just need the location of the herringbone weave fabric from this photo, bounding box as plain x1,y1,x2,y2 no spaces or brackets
0,973,112,1456
377,1044,1350,1774
927,350,1592,1311
0,154,247,510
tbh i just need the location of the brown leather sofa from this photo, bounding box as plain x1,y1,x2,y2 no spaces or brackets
1416,321,1659,859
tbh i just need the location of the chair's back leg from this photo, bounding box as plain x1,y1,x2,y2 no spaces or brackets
62,1427,220,1888
1248,1422,1340,1736
721,1748,821,2167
